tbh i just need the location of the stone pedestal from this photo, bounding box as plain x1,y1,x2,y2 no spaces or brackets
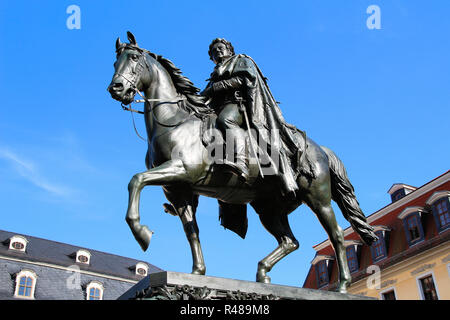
118,271,375,300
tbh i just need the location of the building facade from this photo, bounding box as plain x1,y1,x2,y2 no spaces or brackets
303,171,450,300
0,230,163,300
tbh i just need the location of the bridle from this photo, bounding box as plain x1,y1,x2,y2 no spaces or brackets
114,45,188,139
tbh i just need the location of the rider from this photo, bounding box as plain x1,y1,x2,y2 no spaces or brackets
201,38,249,181
201,38,307,198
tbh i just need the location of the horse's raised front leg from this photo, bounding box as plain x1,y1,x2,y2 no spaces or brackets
163,188,205,275
126,159,188,251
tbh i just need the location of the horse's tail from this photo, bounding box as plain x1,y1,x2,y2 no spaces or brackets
321,146,378,246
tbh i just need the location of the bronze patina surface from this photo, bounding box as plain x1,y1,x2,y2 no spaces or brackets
108,32,377,293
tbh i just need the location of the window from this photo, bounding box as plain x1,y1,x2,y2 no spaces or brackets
12,242,24,250
316,260,328,287
419,275,439,300
381,290,396,300
75,249,91,265
370,230,389,262
78,255,89,263
86,281,104,300
404,213,424,245
346,246,359,273
18,276,33,297
434,198,450,231
89,287,101,300
14,270,37,299
406,215,420,240
373,237,384,257
426,191,450,232
8,235,28,252
311,255,334,288
391,189,406,202
398,207,425,246
134,262,149,277
137,267,146,276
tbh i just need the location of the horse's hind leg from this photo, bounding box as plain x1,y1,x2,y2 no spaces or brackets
300,173,351,293
252,202,299,283
126,159,189,251
163,187,205,275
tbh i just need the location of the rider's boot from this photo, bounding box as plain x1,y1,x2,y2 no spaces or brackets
224,129,249,182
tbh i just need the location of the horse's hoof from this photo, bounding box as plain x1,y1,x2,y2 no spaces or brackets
336,281,350,294
256,273,271,284
136,225,153,252
191,265,206,275
336,287,348,294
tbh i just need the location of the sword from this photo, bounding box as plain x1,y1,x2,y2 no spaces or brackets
234,91,264,179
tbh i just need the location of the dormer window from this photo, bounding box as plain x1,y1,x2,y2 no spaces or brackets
344,240,363,273
370,226,391,262
76,249,91,265
311,255,334,288
388,184,417,203
398,207,426,246
9,235,28,252
426,191,450,232
133,262,149,277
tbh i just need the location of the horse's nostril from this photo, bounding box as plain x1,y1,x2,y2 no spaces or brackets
108,82,124,93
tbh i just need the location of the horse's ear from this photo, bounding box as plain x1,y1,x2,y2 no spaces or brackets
116,37,122,50
127,31,137,46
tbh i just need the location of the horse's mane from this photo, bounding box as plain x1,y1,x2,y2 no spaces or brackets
117,42,213,118
147,52,214,118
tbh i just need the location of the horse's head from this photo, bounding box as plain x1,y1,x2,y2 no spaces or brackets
108,31,150,105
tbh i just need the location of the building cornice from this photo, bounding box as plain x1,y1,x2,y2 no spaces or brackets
0,254,139,284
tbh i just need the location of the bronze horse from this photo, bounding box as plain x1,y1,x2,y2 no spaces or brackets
107,32,377,293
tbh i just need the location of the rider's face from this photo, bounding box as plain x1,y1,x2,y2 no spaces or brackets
211,42,232,64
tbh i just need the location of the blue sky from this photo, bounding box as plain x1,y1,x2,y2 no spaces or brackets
0,1,449,288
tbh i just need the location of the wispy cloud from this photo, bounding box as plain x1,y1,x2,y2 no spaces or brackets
0,148,74,197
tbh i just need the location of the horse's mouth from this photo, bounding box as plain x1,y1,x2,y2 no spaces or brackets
111,88,136,105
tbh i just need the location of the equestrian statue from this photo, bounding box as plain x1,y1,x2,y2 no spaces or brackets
107,32,378,293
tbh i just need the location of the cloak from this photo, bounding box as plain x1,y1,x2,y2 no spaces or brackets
208,54,313,196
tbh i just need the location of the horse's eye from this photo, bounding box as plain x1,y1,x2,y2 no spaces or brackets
131,54,139,61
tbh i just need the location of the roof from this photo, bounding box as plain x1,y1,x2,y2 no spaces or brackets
0,229,163,282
